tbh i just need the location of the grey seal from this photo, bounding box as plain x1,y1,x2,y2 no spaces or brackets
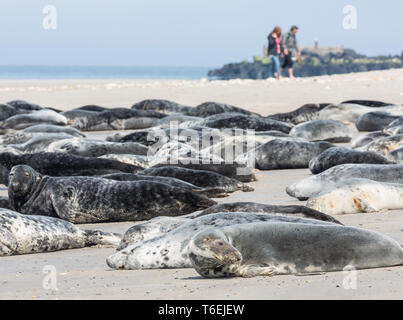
186,102,260,118
106,212,337,270
289,120,352,142
351,131,390,149
267,103,331,125
139,166,254,193
0,109,67,130
287,163,403,200
204,114,292,133
131,99,193,114
253,139,334,170
355,111,401,132
0,152,142,185
22,124,85,137
307,178,403,215
361,134,403,155
0,208,121,256
188,222,403,278
341,100,393,107
69,108,166,131
46,138,148,157
309,147,393,174
8,165,216,224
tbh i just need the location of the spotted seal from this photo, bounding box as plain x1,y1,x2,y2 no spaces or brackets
0,152,142,185
186,102,260,118
0,208,121,256
289,120,352,143
360,134,403,155
116,203,342,250
188,222,403,278
309,147,393,174
307,178,403,215
287,163,403,200
22,124,85,137
106,212,338,270
8,165,216,224
351,131,390,149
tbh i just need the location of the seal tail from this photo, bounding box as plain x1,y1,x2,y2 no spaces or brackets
83,230,122,247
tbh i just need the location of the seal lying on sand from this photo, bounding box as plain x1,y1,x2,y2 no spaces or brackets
186,102,259,118
307,178,403,215
289,120,352,142
116,203,342,250
204,114,292,133
267,103,331,125
101,173,229,198
0,109,67,129
106,212,337,270
131,99,193,114
252,139,334,170
309,147,393,174
0,152,142,185
8,165,215,224
139,166,254,193
355,111,401,132
341,100,393,107
70,108,166,131
351,131,390,149
22,124,85,137
0,208,121,256
188,222,403,278
286,164,403,200
360,134,403,156
149,161,256,183
46,138,148,157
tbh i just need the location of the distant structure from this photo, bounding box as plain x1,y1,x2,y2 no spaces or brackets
314,37,319,49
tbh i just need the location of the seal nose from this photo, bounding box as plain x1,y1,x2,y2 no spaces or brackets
10,181,20,191
106,251,129,270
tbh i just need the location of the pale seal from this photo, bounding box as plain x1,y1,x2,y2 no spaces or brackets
351,131,390,149
360,134,403,155
0,109,67,129
289,120,352,142
46,138,148,157
253,139,334,170
106,212,337,270
309,147,393,174
188,222,403,278
0,208,121,256
0,152,142,185
307,178,403,215
22,124,85,137
286,163,403,200
8,165,216,224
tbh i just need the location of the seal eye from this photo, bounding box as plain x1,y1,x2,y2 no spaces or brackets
24,172,29,177
9,172,14,177
218,242,224,246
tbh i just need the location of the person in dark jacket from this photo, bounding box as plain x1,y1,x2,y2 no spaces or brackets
267,26,284,79
281,26,300,79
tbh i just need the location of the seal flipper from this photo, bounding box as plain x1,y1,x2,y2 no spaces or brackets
237,264,278,278
0,229,18,256
83,229,122,247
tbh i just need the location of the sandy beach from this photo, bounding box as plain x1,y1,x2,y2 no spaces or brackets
1,68,403,300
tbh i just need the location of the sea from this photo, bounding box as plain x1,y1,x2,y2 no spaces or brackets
0,66,214,80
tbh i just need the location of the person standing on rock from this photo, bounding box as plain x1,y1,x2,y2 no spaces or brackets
281,26,300,79
267,26,284,79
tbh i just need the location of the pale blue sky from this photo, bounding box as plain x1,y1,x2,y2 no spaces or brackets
0,0,402,66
